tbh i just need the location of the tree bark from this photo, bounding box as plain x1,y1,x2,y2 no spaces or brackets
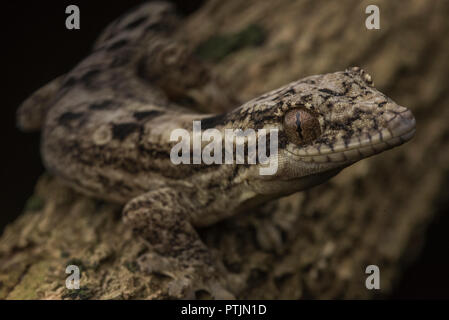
2,0,449,299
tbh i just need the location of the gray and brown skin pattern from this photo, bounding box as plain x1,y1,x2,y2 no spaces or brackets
17,2,415,299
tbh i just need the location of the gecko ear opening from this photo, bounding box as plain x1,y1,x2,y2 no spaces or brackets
284,108,322,145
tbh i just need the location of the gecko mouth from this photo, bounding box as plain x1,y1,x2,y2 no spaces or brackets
286,109,416,163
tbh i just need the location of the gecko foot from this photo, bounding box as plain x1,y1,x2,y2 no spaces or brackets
123,189,234,299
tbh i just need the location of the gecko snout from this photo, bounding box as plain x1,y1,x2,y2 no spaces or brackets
381,106,416,146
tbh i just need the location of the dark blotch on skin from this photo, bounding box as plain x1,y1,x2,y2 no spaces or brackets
112,123,141,141
342,134,351,148
318,88,344,96
144,22,170,33
341,126,354,147
58,112,84,126
133,110,163,121
111,55,131,68
373,118,379,130
80,70,101,84
89,100,115,111
125,17,147,30
108,39,129,51
200,114,228,129
301,94,313,102
283,88,296,96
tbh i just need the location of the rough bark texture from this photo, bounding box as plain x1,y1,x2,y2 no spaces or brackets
1,0,449,299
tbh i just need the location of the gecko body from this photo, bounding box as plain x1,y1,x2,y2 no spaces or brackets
17,2,416,298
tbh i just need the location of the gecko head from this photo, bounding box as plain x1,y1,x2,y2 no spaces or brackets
247,67,416,193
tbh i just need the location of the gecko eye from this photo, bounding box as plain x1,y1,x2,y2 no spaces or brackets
284,108,321,145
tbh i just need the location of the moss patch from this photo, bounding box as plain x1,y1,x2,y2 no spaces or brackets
6,262,49,299
24,195,45,212
195,24,266,62
124,261,139,273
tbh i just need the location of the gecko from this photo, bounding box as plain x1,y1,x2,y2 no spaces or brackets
16,2,416,299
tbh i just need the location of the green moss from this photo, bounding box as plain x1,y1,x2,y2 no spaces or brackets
62,286,94,300
24,195,45,212
5,261,50,299
195,24,266,62
124,261,139,273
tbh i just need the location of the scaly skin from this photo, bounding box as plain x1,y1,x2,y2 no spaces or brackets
17,2,415,299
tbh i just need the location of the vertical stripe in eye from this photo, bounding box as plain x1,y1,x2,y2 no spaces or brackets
295,112,303,139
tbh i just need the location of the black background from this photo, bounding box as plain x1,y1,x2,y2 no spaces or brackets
1,1,448,299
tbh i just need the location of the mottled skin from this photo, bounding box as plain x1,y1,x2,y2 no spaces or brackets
17,2,415,298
